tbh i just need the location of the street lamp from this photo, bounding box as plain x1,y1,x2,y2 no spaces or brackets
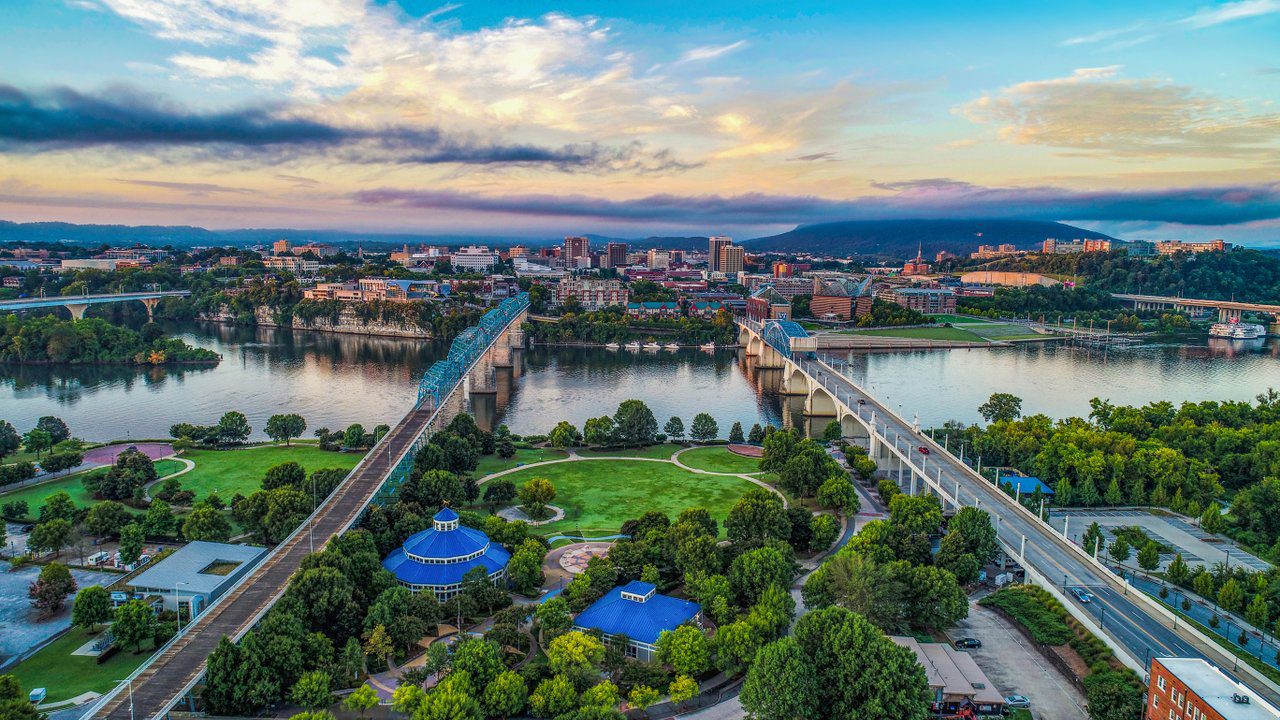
174,581,190,628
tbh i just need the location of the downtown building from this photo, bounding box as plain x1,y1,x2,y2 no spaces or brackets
708,236,732,272
1148,657,1279,720
555,277,630,311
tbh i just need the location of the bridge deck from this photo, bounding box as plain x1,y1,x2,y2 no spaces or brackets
92,402,437,720
0,291,190,311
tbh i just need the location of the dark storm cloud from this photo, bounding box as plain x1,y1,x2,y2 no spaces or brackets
352,181,1280,227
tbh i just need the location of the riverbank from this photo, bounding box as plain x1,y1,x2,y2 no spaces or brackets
199,306,438,339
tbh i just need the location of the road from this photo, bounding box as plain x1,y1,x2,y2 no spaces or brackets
796,355,1275,698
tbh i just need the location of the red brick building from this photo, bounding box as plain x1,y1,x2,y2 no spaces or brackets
1148,657,1279,720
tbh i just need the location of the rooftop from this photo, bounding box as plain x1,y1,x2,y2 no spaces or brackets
128,541,267,595
1157,658,1280,720
892,637,1004,706
573,581,700,645
999,475,1055,496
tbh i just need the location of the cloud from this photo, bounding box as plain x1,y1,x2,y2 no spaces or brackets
957,67,1280,157
115,178,256,195
351,181,1280,227
1060,23,1151,47
0,84,690,172
677,40,747,64
1181,0,1280,28
788,151,838,162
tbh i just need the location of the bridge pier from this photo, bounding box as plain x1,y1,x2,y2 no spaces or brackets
140,296,161,322
65,303,89,320
489,341,513,368
1220,307,1242,323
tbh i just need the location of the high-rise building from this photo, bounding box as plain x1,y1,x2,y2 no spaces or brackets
564,236,590,262
647,249,671,270
719,245,744,276
606,242,628,268
708,236,732,272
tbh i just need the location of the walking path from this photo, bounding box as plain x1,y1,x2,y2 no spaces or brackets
4,442,176,493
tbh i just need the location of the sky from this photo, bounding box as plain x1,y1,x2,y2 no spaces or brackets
0,0,1277,242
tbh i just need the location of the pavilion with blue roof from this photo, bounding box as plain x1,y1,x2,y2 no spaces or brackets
382,506,511,600
572,580,702,661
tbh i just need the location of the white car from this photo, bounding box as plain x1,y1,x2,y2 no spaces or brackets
1005,695,1030,709
1071,587,1095,603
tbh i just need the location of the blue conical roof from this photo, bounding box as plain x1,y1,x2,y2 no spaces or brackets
433,506,459,522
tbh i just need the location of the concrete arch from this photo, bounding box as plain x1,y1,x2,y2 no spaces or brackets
781,366,809,395
805,385,838,416
840,411,870,439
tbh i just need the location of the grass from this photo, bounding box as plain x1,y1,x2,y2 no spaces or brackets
580,443,684,460
1007,710,1033,720
9,626,157,705
843,326,987,342
1,460,185,516
474,448,568,477
495,459,759,537
175,445,362,501
928,313,991,324
678,446,762,474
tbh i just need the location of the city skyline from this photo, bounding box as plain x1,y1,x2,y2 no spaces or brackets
1,1,1278,242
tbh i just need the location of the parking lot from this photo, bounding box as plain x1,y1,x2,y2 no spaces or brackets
1047,507,1270,573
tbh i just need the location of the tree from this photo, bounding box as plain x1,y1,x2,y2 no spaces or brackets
725,488,790,545
343,424,366,449
217,411,252,445
1201,502,1226,534
29,518,73,557
263,461,307,491
113,598,157,651
747,423,766,444
119,523,145,565
664,416,685,443
1082,522,1105,558
580,680,620,709
267,414,307,446
817,476,858,514
1247,592,1271,631
978,393,1022,423
483,478,517,509
667,675,698,708
496,434,516,458
822,421,842,443
810,514,839,552
536,596,572,633
36,416,71,444
363,625,393,667
1166,553,1190,584
518,477,556,517
85,501,131,538
612,399,658,446
1083,671,1143,720
549,421,583,448
584,416,616,446
1219,578,1246,614
291,670,333,710
730,546,794,606
740,637,819,719
183,503,232,541
0,420,20,460
530,675,577,718
546,631,605,674
40,491,76,522
1137,541,1161,572
41,450,84,475
1108,536,1131,564
28,562,76,616
507,541,545,595
87,448,157,501
888,494,942,536
22,428,52,458
656,625,710,676
144,499,178,537
688,413,718,443
483,671,528,719
935,533,980,585
453,638,505,689
342,685,378,719
72,585,113,632
729,421,745,444
946,507,998,565
627,685,659,712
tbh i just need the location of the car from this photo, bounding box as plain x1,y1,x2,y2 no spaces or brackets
1005,695,1030,709
954,637,982,649
857,398,866,405
20,523,34,534
1071,587,1095,603
918,446,931,454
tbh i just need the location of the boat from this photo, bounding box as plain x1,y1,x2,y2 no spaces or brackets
664,343,681,350
1209,321,1265,340
643,342,661,350
624,341,641,350
699,342,716,351
604,342,620,349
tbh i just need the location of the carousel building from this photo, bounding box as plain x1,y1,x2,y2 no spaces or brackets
382,507,510,599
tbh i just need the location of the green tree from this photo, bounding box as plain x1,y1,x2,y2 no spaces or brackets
667,676,698,708
1137,541,1161,572
580,680,620,709
656,625,710,676
1083,671,1143,720
725,488,790,545
452,638,505,689
1246,592,1271,631
507,541,545,595
810,514,839,552
729,421,745,444
217,411,252,445
22,428,52,458
1166,553,1190,584
40,491,76,523
1108,536,1131,564
118,523,145,565
690,413,719,442
978,393,1022,423
0,420,21,460
536,596,572,633
584,416,616,446
822,421,842,443
1218,578,1246,614
740,637,819,719
483,671,528,719
36,416,71,444
263,461,306,491
888,494,942,536
627,685,659,712
29,518,73,557
1082,522,1105,557
182,503,233,542
290,670,333,710
144,499,178,537
530,674,577,718
1201,502,1226,534
730,546,794,606
363,625,393,667
612,399,658,446
664,416,685,443
41,450,84,475
113,598,158,651
342,685,378,719
518,477,556,518
266,413,307,446
84,500,131,538
946,507,998,564
817,476,857,514
72,585,113,632
343,423,366,449
546,631,605,674
747,423,766,444
549,421,583,448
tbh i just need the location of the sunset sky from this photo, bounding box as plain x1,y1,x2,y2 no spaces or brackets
0,0,1277,241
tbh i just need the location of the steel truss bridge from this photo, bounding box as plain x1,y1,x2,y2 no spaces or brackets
738,316,1280,704
86,293,529,720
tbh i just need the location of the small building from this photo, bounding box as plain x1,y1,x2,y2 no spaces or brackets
573,581,701,661
686,300,725,319
626,301,680,319
746,286,792,321
998,475,1055,498
126,541,267,617
1149,657,1280,720
891,637,1005,716
880,287,956,314
383,507,510,600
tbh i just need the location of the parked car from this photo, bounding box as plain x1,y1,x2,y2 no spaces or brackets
857,398,866,405
1071,587,1095,603
20,523,35,533
918,446,931,455
1005,695,1031,709
954,637,982,649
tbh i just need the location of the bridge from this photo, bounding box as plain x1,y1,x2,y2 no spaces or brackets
86,293,530,720
737,317,1280,703
0,290,191,321
1114,292,1280,324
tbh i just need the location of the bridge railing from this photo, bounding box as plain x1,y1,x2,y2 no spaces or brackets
416,293,529,406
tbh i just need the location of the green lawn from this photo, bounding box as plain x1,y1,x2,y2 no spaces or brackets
927,313,990,324
1,460,185,517
175,445,363,501
678,446,762,474
580,444,684,460
845,326,987,342
9,626,157,705
966,323,1047,341
474,448,568,477
496,459,759,537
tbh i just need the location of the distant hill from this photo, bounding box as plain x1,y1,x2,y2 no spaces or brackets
581,234,710,251
746,219,1117,259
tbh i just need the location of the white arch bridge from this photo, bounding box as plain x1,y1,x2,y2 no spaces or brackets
737,317,1280,703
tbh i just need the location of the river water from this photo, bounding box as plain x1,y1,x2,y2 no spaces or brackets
3,322,1280,441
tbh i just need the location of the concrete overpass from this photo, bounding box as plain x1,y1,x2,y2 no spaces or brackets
85,293,530,720
737,316,1280,703
0,290,191,321
1114,293,1280,324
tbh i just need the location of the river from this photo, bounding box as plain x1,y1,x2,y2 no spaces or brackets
2,322,1280,441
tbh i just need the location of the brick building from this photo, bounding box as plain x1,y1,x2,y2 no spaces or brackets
1148,657,1279,720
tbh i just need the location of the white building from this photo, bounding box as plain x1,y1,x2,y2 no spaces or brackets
451,245,499,271
263,255,320,275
